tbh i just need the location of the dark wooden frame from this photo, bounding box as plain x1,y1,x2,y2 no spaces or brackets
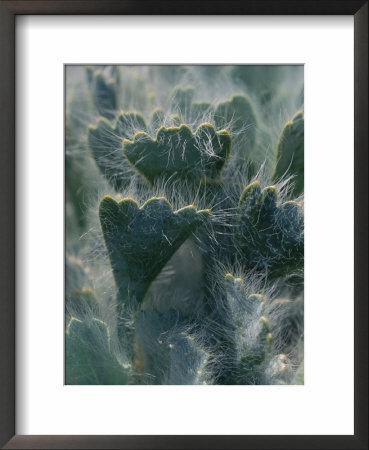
0,1,367,449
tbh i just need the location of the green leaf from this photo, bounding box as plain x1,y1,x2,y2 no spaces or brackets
214,95,257,172
169,86,214,127
90,71,117,120
135,309,210,384
150,108,165,130
66,288,99,322
65,255,96,323
123,123,231,185
273,296,304,353
66,317,130,385
219,273,272,384
170,86,195,121
273,111,304,196
135,309,175,384
237,315,274,384
296,84,304,109
168,333,210,385
231,65,289,94
189,102,214,125
225,273,264,324
99,196,210,306
236,181,304,279
88,112,147,189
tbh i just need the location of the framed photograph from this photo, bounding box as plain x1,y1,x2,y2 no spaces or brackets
1,1,367,449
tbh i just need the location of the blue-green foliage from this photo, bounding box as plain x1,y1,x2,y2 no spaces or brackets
135,309,210,384
89,70,117,120
215,95,257,163
236,181,304,279
212,274,291,385
88,112,147,190
65,65,304,385
273,111,304,196
123,123,231,185
99,196,210,307
66,317,130,384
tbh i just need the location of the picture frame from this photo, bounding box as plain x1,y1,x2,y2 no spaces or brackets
0,1,367,449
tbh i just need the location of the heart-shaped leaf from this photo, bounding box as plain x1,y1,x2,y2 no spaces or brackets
99,196,210,306
123,123,231,185
236,181,304,279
